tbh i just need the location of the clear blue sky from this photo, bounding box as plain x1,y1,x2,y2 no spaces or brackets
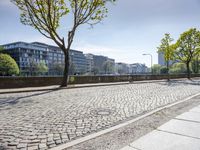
1,0,200,67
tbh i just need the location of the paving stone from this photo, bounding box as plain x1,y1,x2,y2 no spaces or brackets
17,143,27,148
120,146,138,150
19,148,27,150
48,144,56,148
189,107,200,113
29,140,40,144
8,142,18,146
27,145,38,150
0,80,200,149
39,143,46,149
176,111,200,122
158,119,200,138
27,136,37,140
130,130,200,150
55,139,62,145
37,135,46,139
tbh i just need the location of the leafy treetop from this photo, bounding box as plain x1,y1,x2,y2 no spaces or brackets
12,0,115,50
173,28,200,63
157,33,174,62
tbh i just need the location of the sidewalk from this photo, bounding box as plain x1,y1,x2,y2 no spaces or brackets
1,77,199,94
0,79,167,94
121,104,200,150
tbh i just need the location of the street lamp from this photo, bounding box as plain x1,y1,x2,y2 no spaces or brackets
142,53,153,74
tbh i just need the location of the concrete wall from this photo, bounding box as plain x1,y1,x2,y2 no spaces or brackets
0,74,200,89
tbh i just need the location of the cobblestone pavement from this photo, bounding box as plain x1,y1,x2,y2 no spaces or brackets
0,80,200,150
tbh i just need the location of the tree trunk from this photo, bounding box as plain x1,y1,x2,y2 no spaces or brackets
186,62,191,79
60,49,69,87
166,61,170,81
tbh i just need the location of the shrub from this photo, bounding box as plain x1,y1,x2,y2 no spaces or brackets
0,54,19,76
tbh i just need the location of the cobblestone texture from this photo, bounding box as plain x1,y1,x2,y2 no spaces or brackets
0,80,200,149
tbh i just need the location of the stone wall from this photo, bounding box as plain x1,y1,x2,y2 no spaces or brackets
0,74,200,89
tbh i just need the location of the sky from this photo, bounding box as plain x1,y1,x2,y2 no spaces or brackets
0,0,200,67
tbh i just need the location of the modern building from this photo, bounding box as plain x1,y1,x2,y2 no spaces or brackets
115,62,129,75
93,55,115,74
158,52,176,66
158,52,165,66
1,42,87,76
85,53,95,74
129,63,148,74
70,49,87,75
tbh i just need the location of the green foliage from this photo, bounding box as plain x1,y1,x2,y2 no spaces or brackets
157,33,174,64
0,54,19,76
103,60,114,74
172,28,200,78
152,64,162,75
53,63,64,75
169,63,187,74
160,66,168,74
36,61,48,75
173,28,200,63
69,76,75,83
12,0,115,86
12,0,69,38
0,46,4,52
93,67,99,75
191,56,200,73
12,0,114,46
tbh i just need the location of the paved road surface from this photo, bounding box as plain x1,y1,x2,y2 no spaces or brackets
0,80,200,150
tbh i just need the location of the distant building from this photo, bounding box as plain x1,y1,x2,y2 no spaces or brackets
1,42,87,76
129,63,148,74
115,62,129,75
158,52,165,66
106,58,115,74
70,49,87,75
158,52,176,66
93,55,115,74
85,53,94,74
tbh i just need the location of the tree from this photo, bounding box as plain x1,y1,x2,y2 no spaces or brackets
52,62,64,75
172,28,200,79
92,67,99,75
152,64,162,75
157,33,174,80
169,63,187,74
36,61,48,75
160,66,168,74
0,54,19,76
191,55,200,74
103,60,114,74
28,58,37,76
13,0,115,87
0,46,4,51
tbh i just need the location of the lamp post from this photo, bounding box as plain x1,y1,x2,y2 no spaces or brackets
143,53,153,74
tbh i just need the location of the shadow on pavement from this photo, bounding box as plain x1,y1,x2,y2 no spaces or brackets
0,88,62,107
156,79,200,87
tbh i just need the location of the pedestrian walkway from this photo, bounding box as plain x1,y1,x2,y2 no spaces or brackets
121,105,200,150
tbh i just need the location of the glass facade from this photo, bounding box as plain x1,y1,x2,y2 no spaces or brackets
1,42,87,76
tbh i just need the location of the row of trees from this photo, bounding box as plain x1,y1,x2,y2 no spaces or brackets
157,28,200,79
151,62,198,75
